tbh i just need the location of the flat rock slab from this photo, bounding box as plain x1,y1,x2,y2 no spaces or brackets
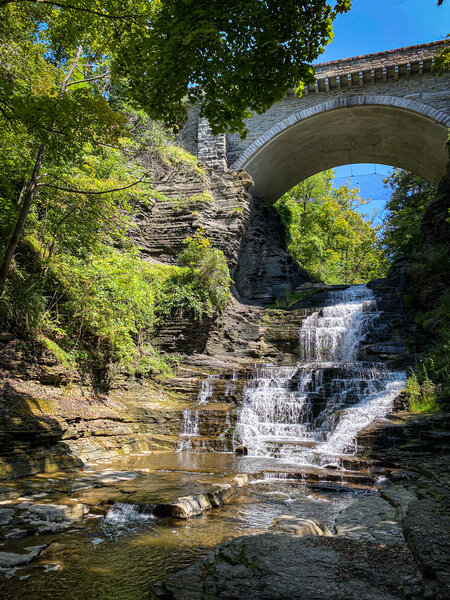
402,497,450,599
335,495,404,544
0,544,47,569
152,475,248,519
380,485,417,518
16,501,89,523
151,534,424,600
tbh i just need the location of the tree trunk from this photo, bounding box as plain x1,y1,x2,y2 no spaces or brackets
0,143,46,285
0,46,83,287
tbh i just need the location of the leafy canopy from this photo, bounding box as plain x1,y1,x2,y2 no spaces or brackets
1,0,351,136
380,169,438,263
118,0,351,135
275,170,386,284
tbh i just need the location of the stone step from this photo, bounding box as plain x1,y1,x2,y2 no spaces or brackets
177,435,234,452
106,475,250,520
256,466,374,487
308,481,376,494
262,439,318,449
332,455,378,472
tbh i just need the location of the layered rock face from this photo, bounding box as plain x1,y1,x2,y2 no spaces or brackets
131,166,252,272
1,158,448,479
232,196,309,303
363,167,450,387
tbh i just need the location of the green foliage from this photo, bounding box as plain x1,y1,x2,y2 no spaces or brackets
269,287,320,309
0,237,226,384
434,34,450,74
275,170,386,284
380,166,449,410
41,337,77,372
1,0,351,140
162,145,205,177
0,84,227,386
186,192,214,204
381,169,437,263
408,264,450,405
178,230,231,315
114,0,351,135
405,370,439,413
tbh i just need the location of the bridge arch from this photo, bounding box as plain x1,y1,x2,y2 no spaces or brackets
231,96,450,202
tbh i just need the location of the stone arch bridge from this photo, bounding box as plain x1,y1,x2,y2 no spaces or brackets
181,41,450,202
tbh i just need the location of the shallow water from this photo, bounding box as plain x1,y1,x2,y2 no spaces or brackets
0,453,357,600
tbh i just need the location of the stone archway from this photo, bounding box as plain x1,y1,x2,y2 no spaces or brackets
231,96,449,202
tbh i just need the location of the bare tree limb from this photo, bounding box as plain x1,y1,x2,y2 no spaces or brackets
0,0,143,20
37,174,152,195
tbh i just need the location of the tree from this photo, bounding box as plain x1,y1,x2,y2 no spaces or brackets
275,171,386,284
116,0,352,136
380,169,437,264
0,8,132,283
0,1,351,282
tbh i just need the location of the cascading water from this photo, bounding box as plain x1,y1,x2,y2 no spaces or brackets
178,374,218,450
235,285,406,466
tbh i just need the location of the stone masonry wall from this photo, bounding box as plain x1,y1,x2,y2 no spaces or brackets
226,71,450,166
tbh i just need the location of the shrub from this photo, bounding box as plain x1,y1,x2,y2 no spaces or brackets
178,229,231,314
405,370,439,413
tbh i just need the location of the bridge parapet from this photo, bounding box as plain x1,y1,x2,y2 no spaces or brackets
300,41,441,95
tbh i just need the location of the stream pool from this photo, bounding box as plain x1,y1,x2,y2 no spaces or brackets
0,451,359,600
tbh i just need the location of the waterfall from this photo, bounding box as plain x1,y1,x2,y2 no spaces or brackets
198,374,218,404
178,374,218,451
235,285,406,465
177,409,200,451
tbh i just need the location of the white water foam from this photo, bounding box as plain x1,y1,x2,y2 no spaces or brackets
235,285,406,466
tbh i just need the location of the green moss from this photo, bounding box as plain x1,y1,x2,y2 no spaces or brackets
162,145,205,177
40,337,77,372
188,191,214,204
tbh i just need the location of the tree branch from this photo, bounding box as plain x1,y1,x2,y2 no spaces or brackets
67,72,110,87
0,0,143,20
60,45,82,95
37,174,151,195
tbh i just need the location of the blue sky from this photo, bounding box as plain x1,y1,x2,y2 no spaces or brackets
312,0,449,219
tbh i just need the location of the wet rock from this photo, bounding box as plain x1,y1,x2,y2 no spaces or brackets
0,508,14,526
269,516,333,537
18,501,89,523
4,528,28,539
152,475,248,519
402,497,450,599
0,544,47,569
335,495,404,544
151,534,424,600
380,485,417,519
